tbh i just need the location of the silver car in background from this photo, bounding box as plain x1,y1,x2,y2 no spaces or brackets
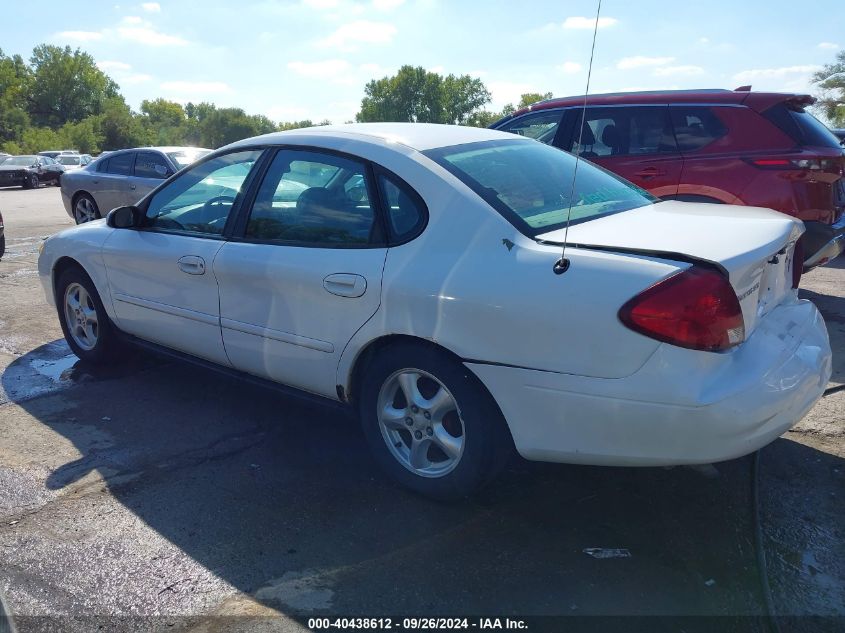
60,146,211,224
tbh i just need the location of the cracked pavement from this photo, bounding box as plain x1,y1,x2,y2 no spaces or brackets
0,186,842,632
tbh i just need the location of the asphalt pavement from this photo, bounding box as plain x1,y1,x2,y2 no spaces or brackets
0,185,842,632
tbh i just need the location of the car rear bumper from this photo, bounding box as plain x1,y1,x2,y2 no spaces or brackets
467,297,831,466
803,216,845,270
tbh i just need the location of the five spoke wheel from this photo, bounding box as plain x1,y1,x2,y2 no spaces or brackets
63,282,99,351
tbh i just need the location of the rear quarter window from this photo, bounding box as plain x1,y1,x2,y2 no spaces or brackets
669,107,728,151
763,104,843,149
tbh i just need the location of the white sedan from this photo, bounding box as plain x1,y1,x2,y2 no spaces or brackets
37,123,832,499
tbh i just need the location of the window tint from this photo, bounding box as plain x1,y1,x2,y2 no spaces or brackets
669,107,727,151
425,139,657,237
571,107,677,157
106,152,134,176
377,173,426,242
498,111,563,144
144,150,262,236
763,104,842,148
246,150,379,246
134,152,171,179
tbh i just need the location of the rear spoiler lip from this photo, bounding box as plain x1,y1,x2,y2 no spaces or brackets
534,240,731,278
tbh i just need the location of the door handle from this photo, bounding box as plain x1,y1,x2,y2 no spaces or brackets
634,167,665,179
323,273,367,298
178,255,206,275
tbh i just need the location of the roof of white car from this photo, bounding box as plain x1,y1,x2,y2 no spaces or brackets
234,123,518,152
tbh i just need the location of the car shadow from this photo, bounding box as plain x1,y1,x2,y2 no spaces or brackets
1,343,843,631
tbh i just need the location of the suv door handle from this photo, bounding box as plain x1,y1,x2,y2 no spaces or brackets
178,255,206,275
323,273,367,298
634,167,665,178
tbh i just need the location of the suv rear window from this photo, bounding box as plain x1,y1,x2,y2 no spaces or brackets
762,104,842,148
424,139,657,236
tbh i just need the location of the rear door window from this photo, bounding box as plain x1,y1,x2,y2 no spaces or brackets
570,107,677,157
669,107,727,151
497,110,564,145
106,152,134,176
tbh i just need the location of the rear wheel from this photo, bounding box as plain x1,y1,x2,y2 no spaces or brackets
0,234,5,259
24,173,38,189
73,194,99,224
56,266,123,363
359,342,513,500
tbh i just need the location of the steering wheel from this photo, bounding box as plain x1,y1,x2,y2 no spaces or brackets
202,195,236,215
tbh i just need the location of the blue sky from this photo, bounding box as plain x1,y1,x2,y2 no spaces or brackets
3,0,842,123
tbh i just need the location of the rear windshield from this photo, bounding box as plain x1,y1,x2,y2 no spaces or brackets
423,139,657,236
58,156,81,165
168,149,211,169
764,104,843,148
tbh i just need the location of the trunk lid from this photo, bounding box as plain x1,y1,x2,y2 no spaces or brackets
537,201,804,336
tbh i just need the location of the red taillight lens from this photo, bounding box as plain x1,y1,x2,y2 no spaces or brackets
619,267,745,352
792,239,803,288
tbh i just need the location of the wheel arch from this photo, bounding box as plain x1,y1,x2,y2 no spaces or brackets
343,333,514,444
70,190,98,218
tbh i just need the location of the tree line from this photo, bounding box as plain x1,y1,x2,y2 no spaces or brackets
0,44,550,155
4,42,839,156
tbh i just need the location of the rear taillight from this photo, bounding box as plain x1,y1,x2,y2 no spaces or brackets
619,267,745,352
745,157,840,171
792,239,803,288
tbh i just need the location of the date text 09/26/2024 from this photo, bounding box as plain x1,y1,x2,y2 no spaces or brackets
308,618,528,630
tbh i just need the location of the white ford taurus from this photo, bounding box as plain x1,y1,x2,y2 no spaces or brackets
38,123,832,498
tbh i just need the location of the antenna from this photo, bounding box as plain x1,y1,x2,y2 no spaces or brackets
554,0,602,275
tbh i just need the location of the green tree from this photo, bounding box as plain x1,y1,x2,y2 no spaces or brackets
97,97,151,150
60,118,102,154
140,98,187,144
356,65,490,124
813,50,845,127
198,107,267,148
28,45,119,127
0,49,31,145
278,119,315,131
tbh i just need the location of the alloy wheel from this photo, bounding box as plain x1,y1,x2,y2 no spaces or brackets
74,198,97,224
63,282,99,351
377,368,466,478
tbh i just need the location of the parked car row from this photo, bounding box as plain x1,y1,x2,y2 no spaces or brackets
491,87,845,271
60,146,210,223
38,123,832,498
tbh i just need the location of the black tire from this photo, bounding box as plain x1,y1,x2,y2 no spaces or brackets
55,266,124,364
73,193,100,224
23,173,38,190
358,342,513,500
0,234,5,260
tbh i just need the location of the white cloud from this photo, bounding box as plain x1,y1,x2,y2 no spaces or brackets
141,2,161,11
562,16,618,30
56,31,103,42
267,104,312,122
318,20,397,50
97,60,131,71
558,61,582,74
118,25,188,46
617,56,675,69
427,65,445,74
160,81,231,93
287,59,351,78
359,62,390,76
373,0,404,9
487,81,536,110
122,15,143,24
302,0,340,9
654,65,705,77
818,42,840,50
733,65,821,82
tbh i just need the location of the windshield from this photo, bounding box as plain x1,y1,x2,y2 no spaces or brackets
4,156,37,166
424,139,657,236
167,149,212,168
58,156,81,165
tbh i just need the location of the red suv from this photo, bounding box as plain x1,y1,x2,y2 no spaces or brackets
491,88,845,270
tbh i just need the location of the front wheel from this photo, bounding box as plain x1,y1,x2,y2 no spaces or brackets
56,267,124,363
359,343,513,500
24,173,38,189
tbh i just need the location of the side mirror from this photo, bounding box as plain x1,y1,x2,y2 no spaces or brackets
107,205,141,229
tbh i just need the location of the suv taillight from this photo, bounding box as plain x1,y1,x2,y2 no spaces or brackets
745,156,841,171
619,267,745,352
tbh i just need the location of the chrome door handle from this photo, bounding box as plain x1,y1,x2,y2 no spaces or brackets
178,255,206,275
323,273,367,298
